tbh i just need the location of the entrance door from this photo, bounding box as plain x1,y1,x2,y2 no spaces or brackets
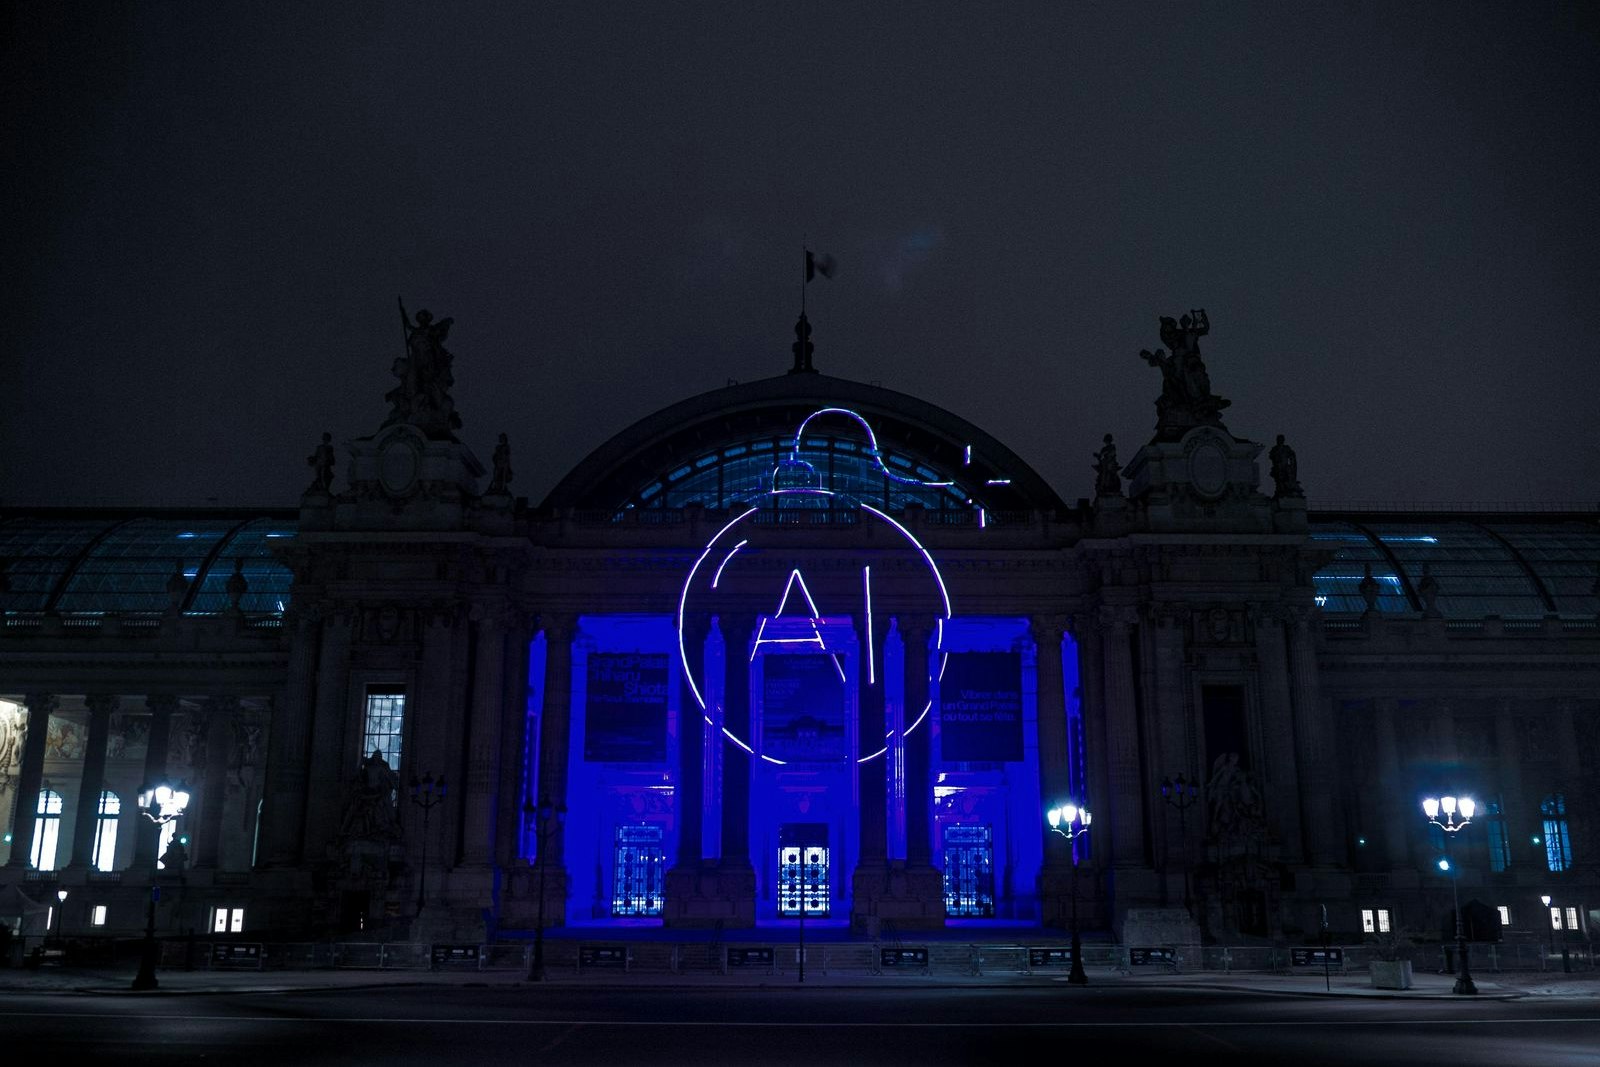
777,823,829,918
942,824,996,917
612,824,665,916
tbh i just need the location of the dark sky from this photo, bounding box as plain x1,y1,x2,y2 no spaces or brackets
4,2,1597,510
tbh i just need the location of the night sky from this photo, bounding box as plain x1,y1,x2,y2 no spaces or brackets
5,3,1597,510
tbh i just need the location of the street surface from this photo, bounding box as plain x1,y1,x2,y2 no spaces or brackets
4,980,1600,1065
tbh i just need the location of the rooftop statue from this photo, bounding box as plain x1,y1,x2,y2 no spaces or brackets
1092,433,1122,497
1139,308,1231,439
1269,434,1303,499
385,298,463,440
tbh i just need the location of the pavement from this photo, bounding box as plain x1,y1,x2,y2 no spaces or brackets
4,960,1600,1001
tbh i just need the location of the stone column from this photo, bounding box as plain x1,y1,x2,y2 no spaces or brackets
856,610,889,868
302,610,353,860
1073,615,1111,846
1288,609,1338,866
1492,699,1524,851
674,616,708,869
901,617,935,866
494,611,535,868
1253,609,1303,859
535,615,576,871
701,618,725,862
461,608,508,866
6,694,55,868
260,611,320,867
68,695,118,869
1555,698,1582,782
193,696,238,869
719,614,755,870
133,695,178,870
1150,608,1195,899
1373,697,1410,870
1099,607,1145,868
1032,616,1071,875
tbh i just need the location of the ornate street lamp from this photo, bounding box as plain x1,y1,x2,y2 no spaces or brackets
1160,774,1200,915
52,888,68,945
525,793,566,981
409,773,447,916
131,778,192,991
1422,794,1477,995
1046,802,1093,986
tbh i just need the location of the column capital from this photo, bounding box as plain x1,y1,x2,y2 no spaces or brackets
145,694,180,716
1029,613,1067,645
896,614,937,644
22,693,57,717
538,612,578,644
1096,605,1138,633
84,693,120,717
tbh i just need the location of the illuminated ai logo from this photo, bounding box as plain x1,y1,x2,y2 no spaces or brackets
677,408,954,765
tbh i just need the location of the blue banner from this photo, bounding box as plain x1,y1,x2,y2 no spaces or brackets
584,652,669,763
938,651,1023,762
761,653,848,762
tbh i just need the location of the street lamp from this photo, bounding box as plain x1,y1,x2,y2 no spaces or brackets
1422,794,1477,995
52,889,68,945
409,773,447,916
131,777,192,991
1160,774,1200,915
524,792,565,981
1541,894,1572,973
1046,802,1092,986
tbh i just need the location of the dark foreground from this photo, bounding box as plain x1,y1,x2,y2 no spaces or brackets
4,982,1600,1066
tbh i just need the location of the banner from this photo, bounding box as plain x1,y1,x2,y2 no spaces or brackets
761,653,847,762
584,652,669,762
938,651,1023,762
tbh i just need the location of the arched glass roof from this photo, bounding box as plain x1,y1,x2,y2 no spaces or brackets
1309,516,1600,618
0,513,296,616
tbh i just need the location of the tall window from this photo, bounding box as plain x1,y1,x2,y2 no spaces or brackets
92,790,122,872
31,789,63,871
1484,798,1511,872
361,686,406,772
1541,794,1572,872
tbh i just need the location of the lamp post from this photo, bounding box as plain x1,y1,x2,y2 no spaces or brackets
1422,794,1477,995
1160,774,1200,916
131,778,191,991
1046,802,1092,986
524,793,565,981
52,889,68,946
409,773,447,916
1541,894,1572,973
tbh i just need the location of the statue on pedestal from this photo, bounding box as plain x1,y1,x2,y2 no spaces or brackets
1092,433,1122,497
307,432,337,493
1139,308,1231,439
339,749,403,843
385,299,463,440
489,433,513,494
1269,434,1303,498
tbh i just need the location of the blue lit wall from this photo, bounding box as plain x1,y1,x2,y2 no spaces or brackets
930,617,1046,921
563,615,680,922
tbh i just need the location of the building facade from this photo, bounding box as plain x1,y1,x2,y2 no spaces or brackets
2,310,1597,949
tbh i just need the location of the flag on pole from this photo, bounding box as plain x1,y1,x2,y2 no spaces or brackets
805,250,836,283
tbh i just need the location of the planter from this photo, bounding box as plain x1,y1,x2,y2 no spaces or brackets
1369,959,1413,989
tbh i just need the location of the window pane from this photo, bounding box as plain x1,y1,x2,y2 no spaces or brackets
362,688,406,774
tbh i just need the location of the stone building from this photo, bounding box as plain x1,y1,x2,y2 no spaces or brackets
2,308,1596,950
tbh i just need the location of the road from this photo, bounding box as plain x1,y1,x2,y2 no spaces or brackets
4,984,1599,1065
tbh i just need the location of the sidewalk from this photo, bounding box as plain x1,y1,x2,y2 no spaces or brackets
4,960,1600,1000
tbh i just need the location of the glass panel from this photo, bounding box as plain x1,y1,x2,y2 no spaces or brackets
777,824,829,917
611,824,665,917
361,688,406,774
941,824,996,918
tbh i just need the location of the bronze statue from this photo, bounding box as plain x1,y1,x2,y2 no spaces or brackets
385,299,463,439
489,432,513,493
1269,434,1303,498
1139,308,1231,439
307,431,337,492
339,748,403,842
1092,433,1122,497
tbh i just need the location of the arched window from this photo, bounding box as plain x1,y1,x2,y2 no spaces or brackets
31,788,63,871
1540,794,1572,871
92,790,122,872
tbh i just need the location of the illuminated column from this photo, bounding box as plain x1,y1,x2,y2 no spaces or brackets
1492,698,1524,857
901,617,934,867
5,693,55,868
1287,608,1338,866
886,621,907,861
302,609,353,858
133,695,177,869
461,607,509,866
1032,616,1071,875
68,695,117,869
1373,697,1410,869
1099,606,1144,868
1073,615,1112,847
719,614,755,869
675,615,708,867
701,617,724,862
857,609,889,868
261,611,319,867
193,696,238,868
535,614,576,871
